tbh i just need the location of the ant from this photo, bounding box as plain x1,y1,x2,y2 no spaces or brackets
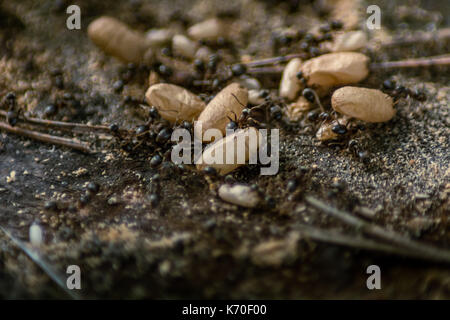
226,93,282,131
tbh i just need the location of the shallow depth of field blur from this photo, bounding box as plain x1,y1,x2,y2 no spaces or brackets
0,0,449,299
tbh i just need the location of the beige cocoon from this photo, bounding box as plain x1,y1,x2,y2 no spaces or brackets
332,86,395,123
145,84,206,123
188,18,226,41
196,127,261,175
301,52,369,88
332,31,368,52
195,83,248,142
279,58,303,101
88,16,148,64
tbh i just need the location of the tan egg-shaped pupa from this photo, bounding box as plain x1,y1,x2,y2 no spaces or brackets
172,34,198,59
88,16,148,64
332,86,395,123
196,127,261,175
187,18,226,41
145,83,206,124
331,31,368,52
279,58,303,101
301,52,369,88
195,83,248,142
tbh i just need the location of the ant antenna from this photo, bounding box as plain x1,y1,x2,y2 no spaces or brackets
231,93,246,108
309,88,325,112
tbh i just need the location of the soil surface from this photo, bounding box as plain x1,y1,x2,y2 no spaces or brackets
0,0,449,299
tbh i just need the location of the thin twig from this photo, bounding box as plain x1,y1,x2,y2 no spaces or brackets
193,80,212,86
231,53,450,76
0,121,94,153
296,224,450,264
309,88,325,112
305,195,450,264
0,110,125,135
380,28,450,48
247,66,285,75
370,54,450,69
238,53,303,68
0,226,82,300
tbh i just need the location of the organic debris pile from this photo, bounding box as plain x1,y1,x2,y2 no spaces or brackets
0,0,449,299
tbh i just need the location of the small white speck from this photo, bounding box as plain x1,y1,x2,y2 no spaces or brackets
29,224,43,247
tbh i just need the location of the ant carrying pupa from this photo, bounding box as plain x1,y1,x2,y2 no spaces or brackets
297,86,370,159
226,91,283,131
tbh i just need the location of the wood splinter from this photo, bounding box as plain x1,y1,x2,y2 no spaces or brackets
305,196,450,265
0,121,94,153
236,54,450,74
0,110,126,135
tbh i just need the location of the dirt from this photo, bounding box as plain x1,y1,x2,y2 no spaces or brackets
0,0,449,299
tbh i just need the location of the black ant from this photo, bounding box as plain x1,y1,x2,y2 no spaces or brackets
226,93,282,131
381,79,427,102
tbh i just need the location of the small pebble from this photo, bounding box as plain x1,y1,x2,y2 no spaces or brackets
218,184,260,208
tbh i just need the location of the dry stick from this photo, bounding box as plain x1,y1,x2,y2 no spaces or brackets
305,196,450,264
296,224,450,264
370,54,450,69
0,110,124,135
239,53,303,68
0,226,82,300
193,80,212,86
247,66,285,75
241,54,450,74
380,28,450,48
0,121,93,153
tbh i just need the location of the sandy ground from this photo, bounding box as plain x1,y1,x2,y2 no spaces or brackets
0,0,449,298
